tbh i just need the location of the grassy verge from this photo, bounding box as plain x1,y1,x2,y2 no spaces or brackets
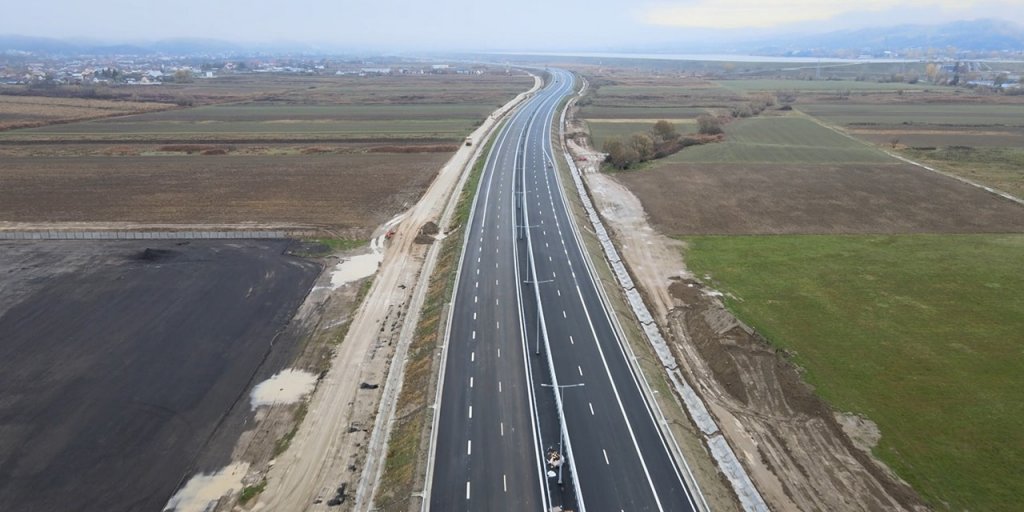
238,478,268,505
272,401,309,458
374,123,499,511
683,234,1024,511
292,237,368,258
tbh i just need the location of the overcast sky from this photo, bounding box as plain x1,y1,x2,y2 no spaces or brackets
2,0,1022,51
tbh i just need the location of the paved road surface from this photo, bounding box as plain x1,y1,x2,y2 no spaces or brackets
428,69,699,511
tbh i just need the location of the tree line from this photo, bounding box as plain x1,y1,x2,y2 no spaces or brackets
602,118,725,170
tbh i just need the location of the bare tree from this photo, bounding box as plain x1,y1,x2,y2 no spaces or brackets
651,120,679,142
697,114,723,135
630,133,655,161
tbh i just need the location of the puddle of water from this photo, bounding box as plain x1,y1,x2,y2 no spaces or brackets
250,369,318,409
163,462,249,512
329,252,382,289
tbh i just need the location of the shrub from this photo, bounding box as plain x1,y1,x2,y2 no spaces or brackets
697,114,724,135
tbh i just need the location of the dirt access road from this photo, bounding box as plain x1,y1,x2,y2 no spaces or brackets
566,118,927,510
253,75,541,512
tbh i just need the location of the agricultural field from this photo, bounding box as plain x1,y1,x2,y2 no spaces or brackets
578,78,743,120
683,234,1024,511
902,146,1024,199
0,74,528,143
795,100,1024,199
0,152,448,236
0,71,532,235
0,95,170,130
586,119,694,149
662,116,892,164
616,160,1024,234
714,78,935,93
574,66,1024,510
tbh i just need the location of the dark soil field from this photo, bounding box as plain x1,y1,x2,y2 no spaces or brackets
0,240,319,512
617,162,1024,234
0,152,447,237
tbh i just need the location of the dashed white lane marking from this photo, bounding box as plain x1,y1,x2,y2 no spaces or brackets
477,256,481,263
466,481,471,500
496,298,499,306
496,279,499,286
498,381,502,393
553,271,557,278
603,449,610,465
497,348,501,358
500,422,504,436
578,365,584,376
475,281,479,288
474,296,478,303
476,268,480,275
570,335,574,345
562,310,567,319
503,474,508,493
471,352,475,362
470,377,474,388
473,312,477,320
549,256,552,261
556,289,561,297
589,402,595,415
468,440,472,455
545,242,549,248
496,321,500,330
469,406,473,419
472,330,476,340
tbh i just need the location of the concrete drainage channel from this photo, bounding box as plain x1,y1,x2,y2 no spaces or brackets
0,230,303,240
557,88,769,512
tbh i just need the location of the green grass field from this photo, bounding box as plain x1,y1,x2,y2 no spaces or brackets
666,116,890,163
6,118,474,140
901,146,1024,199
591,84,739,98
580,105,714,119
715,79,934,93
800,103,1024,127
683,234,1024,512
0,102,491,141
586,120,695,149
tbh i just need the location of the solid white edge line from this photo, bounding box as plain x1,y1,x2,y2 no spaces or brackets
551,73,708,512
422,103,518,512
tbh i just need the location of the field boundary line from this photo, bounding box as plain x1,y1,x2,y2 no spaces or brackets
884,150,1024,207
797,110,1024,207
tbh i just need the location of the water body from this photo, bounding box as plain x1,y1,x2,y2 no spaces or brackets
497,51,919,64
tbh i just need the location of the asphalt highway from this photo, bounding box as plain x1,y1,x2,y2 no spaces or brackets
428,69,699,511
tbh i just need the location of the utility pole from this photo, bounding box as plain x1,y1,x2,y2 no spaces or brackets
540,382,585,485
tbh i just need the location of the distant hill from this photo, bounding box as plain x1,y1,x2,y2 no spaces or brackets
0,36,317,56
751,19,1024,55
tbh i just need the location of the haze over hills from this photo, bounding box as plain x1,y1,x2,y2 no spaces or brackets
746,19,1024,56
1,19,1023,58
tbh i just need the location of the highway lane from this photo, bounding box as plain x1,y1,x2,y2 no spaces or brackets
428,69,699,511
428,76,570,510
517,69,698,511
